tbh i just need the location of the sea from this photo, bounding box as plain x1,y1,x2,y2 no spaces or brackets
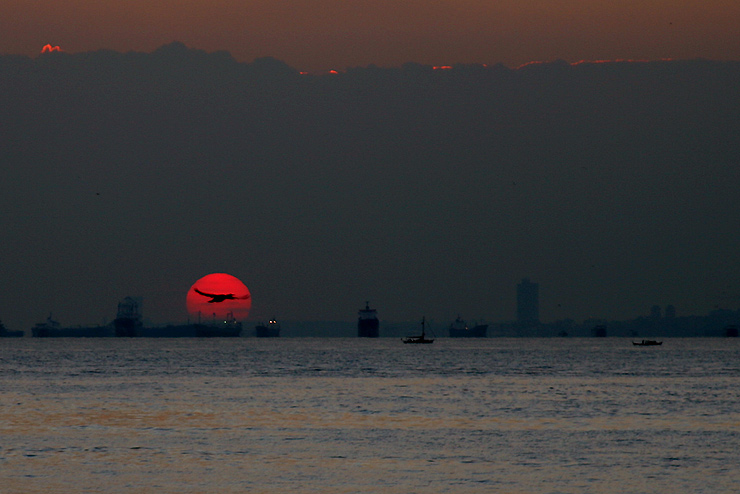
1,337,738,493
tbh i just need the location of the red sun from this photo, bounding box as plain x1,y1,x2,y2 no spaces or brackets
186,273,252,322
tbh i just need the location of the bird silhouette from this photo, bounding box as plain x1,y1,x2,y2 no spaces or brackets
194,288,250,303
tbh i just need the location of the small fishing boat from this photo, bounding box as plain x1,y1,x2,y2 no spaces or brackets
403,317,434,344
633,339,662,346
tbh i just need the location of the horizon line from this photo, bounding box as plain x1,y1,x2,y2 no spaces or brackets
15,41,737,75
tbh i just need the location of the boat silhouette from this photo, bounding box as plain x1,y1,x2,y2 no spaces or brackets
255,319,281,337
403,317,434,344
448,315,487,338
632,339,662,346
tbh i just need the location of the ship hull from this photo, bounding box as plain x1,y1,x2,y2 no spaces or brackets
0,330,24,338
196,325,242,337
32,326,114,337
358,319,379,338
255,325,280,337
114,317,142,337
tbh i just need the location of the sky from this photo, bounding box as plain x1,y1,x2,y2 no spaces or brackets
1,2,740,332
3,0,740,73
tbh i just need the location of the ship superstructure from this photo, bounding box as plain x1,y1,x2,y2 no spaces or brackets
114,297,143,337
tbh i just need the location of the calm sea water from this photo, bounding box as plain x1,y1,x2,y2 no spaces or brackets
1,338,738,493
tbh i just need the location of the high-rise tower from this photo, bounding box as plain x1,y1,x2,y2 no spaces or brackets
517,278,539,324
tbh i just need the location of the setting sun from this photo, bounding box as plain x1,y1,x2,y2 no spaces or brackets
186,273,251,322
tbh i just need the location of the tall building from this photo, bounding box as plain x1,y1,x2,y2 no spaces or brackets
665,305,676,319
517,278,539,324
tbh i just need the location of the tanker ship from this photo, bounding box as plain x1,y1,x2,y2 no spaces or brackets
32,314,114,337
143,312,242,337
448,316,488,338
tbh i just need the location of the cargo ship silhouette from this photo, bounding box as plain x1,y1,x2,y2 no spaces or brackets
358,302,379,337
255,319,281,337
448,316,488,338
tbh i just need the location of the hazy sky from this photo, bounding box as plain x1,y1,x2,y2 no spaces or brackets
2,2,740,332
3,0,740,72
2,48,740,330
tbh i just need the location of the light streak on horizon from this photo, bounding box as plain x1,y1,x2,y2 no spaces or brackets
517,58,675,69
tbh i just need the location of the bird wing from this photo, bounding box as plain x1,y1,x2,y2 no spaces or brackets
194,288,218,298
195,288,250,300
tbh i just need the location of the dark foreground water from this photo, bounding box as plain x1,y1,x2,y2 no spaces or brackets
1,338,738,493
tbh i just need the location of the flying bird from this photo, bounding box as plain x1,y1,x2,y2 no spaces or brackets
194,288,250,303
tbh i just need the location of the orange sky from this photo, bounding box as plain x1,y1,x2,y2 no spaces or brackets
3,0,739,72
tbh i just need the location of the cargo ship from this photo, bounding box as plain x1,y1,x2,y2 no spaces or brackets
358,302,379,337
31,314,114,337
448,316,488,338
0,320,23,337
255,319,280,337
198,311,243,337
143,312,242,337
